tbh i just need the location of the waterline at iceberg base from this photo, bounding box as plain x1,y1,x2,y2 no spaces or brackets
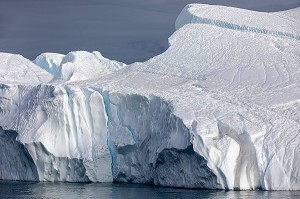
0,4,300,190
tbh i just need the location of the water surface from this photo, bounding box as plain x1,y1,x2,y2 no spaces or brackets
0,181,299,199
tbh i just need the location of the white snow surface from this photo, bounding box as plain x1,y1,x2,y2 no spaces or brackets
0,53,53,85
175,4,300,39
0,4,300,190
51,51,126,83
33,51,126,82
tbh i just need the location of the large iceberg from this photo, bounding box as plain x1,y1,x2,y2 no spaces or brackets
0,4,300,190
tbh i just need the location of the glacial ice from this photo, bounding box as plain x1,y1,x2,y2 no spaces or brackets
0,53,53,85
0,127,38,181
33,51,126,83
33,53,65,76
175,4,300,40
0,4,300,190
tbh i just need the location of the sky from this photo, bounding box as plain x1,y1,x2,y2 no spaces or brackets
0,0,299,64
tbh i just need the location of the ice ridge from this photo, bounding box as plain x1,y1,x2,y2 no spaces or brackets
177,16,300,41
176,4,300,41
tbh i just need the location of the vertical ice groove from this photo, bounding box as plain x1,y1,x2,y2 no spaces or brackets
115,104,122,125
111,101,137,144
65,86,79,156
191,121,228,189
99,89,117,178
83,89,95,161
195,133,228,189
217,121,262,190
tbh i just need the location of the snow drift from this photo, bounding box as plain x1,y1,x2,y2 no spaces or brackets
0,4,300,190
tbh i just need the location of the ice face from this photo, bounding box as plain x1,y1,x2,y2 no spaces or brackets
0,4,300,190
0,127,38,181
0,84,219,188
33,53,65,76
25,142,90,182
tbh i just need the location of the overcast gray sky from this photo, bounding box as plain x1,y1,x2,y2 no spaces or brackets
0,0,299,64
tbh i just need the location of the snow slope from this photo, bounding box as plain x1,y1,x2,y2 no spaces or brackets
0,4,300,190
34,51,126,82
0,53,53,85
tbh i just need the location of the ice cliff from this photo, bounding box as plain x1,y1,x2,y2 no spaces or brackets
0,4,300,190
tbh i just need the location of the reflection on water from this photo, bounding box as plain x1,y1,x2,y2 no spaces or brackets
0,181,299,199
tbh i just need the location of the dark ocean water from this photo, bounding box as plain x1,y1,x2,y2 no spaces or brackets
0,181,299,199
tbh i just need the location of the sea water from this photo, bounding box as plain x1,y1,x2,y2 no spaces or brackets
0,181,299,199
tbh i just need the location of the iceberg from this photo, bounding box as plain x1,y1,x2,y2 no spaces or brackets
0,4,300,190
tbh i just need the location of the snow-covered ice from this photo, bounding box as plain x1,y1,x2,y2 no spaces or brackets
0,53,53,85
0,4,300,190
33,53,65,76
34,51,126,82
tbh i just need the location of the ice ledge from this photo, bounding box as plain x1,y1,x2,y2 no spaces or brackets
175,4,300,41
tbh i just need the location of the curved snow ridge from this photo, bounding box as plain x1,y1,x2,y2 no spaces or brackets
176,4,300,41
